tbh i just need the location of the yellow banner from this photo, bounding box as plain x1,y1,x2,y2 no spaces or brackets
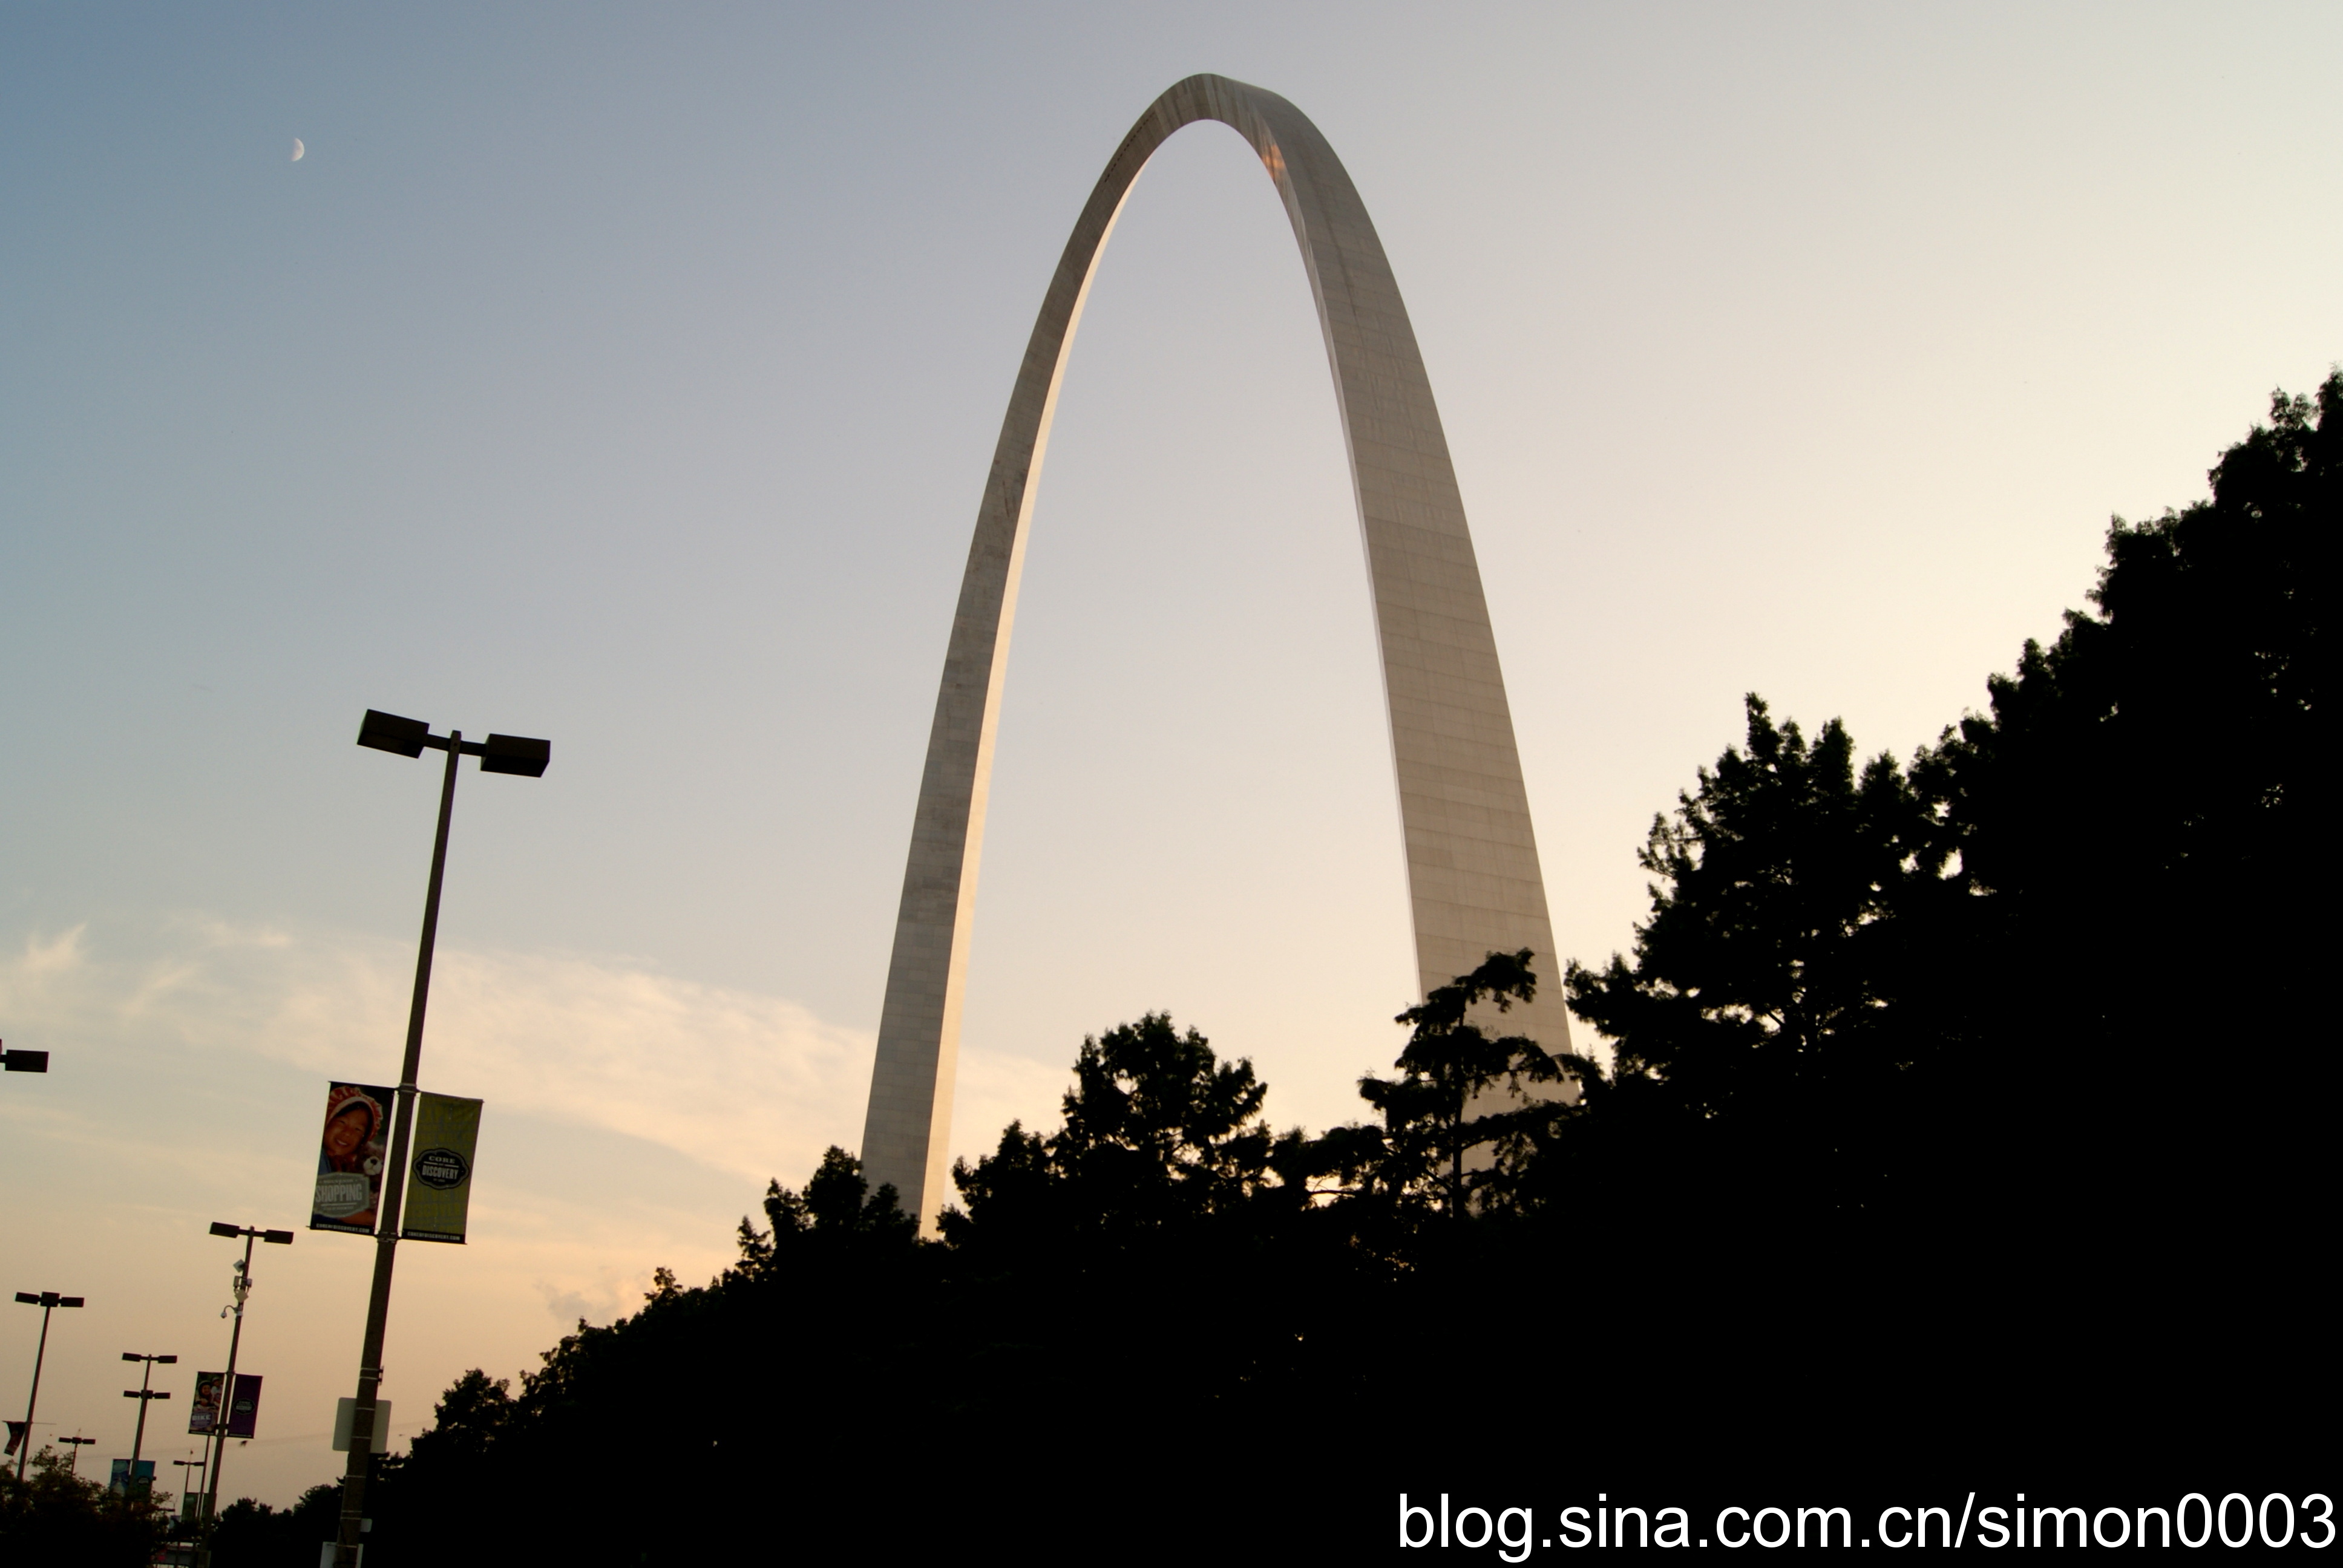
400,1093,482,1243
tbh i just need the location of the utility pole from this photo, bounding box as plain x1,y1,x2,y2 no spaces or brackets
334,711,547,1567
122,1351,177,1475
195,1224,290,1566
11,1290,84,1480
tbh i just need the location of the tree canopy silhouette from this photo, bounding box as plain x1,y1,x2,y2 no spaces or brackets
1561,699,1951,1227
0,1446,166,1566
349,371,2332,1560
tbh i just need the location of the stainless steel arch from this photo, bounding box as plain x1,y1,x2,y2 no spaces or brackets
860,74,1570,1226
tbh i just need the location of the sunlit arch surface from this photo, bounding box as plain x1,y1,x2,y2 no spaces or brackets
860,74,1568,1226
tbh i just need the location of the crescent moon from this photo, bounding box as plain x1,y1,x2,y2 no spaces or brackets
291,139,304,162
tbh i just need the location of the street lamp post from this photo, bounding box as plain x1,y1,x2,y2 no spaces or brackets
122,1351,177,1472
11,1290,84,1480
171,1455,204,1531
1,1039,48,1073
196,1223,290,1560
334,710,549,1568
58,1433,94,1475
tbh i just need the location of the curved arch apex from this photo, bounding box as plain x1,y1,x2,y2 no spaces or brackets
858,74,1566,1229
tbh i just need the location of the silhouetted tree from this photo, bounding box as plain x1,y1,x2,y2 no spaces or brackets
0,1446,167,1566
1910,376,2332,1254
943,1013,1280,1250
734,1143,917,1269
1318,950,1584,1223
1559,697,1956,1229
1541,376,2335,1463
207,1484,343,1568
364,370,2333,1552
370,1367,511,1550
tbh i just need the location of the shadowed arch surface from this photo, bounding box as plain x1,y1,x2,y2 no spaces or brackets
860,74,1568,1224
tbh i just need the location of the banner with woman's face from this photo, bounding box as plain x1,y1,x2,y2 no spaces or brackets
310,1080,394,1235
189,1373,263,1438
187,1371,223,1435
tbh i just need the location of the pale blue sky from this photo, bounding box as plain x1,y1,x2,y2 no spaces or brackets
4,2,2337,1503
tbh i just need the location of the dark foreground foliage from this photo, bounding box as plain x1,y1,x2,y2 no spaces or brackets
208,1485,344,1567
0,1448,168,1565
312,379,2329,1563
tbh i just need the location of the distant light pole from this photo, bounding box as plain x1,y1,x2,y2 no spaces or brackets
58,1433,94,1474
171,1455,205,1529
196,1223,290,1558
333,710,548,1568
122,1352,177,1471
11,1290,84,1479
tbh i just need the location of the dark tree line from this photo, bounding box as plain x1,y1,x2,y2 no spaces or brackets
0,1448,169,1566
217,377,2329,1561
1545,379,2328,1454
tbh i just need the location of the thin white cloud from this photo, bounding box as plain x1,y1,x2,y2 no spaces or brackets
1,919,1069,1194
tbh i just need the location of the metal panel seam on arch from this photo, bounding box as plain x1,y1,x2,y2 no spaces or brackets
859,73,1569,1230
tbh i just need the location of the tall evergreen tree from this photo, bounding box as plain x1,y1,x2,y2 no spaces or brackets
1559,697,1950,1227
1322,950,1582,1223
1912,376,2333,1252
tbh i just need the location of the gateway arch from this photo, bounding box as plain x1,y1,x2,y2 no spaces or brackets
861,74,1570,1224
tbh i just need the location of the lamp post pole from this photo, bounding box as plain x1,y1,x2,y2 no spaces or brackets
335,711,548,1568
11,1290,84,1480
195,1223,290,1564
172,1456,204,1533
122,1351,177,1471
58,1433,94,1475
200,1230,254,1540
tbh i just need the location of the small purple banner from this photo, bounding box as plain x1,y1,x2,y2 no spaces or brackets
225,1374,262,1440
